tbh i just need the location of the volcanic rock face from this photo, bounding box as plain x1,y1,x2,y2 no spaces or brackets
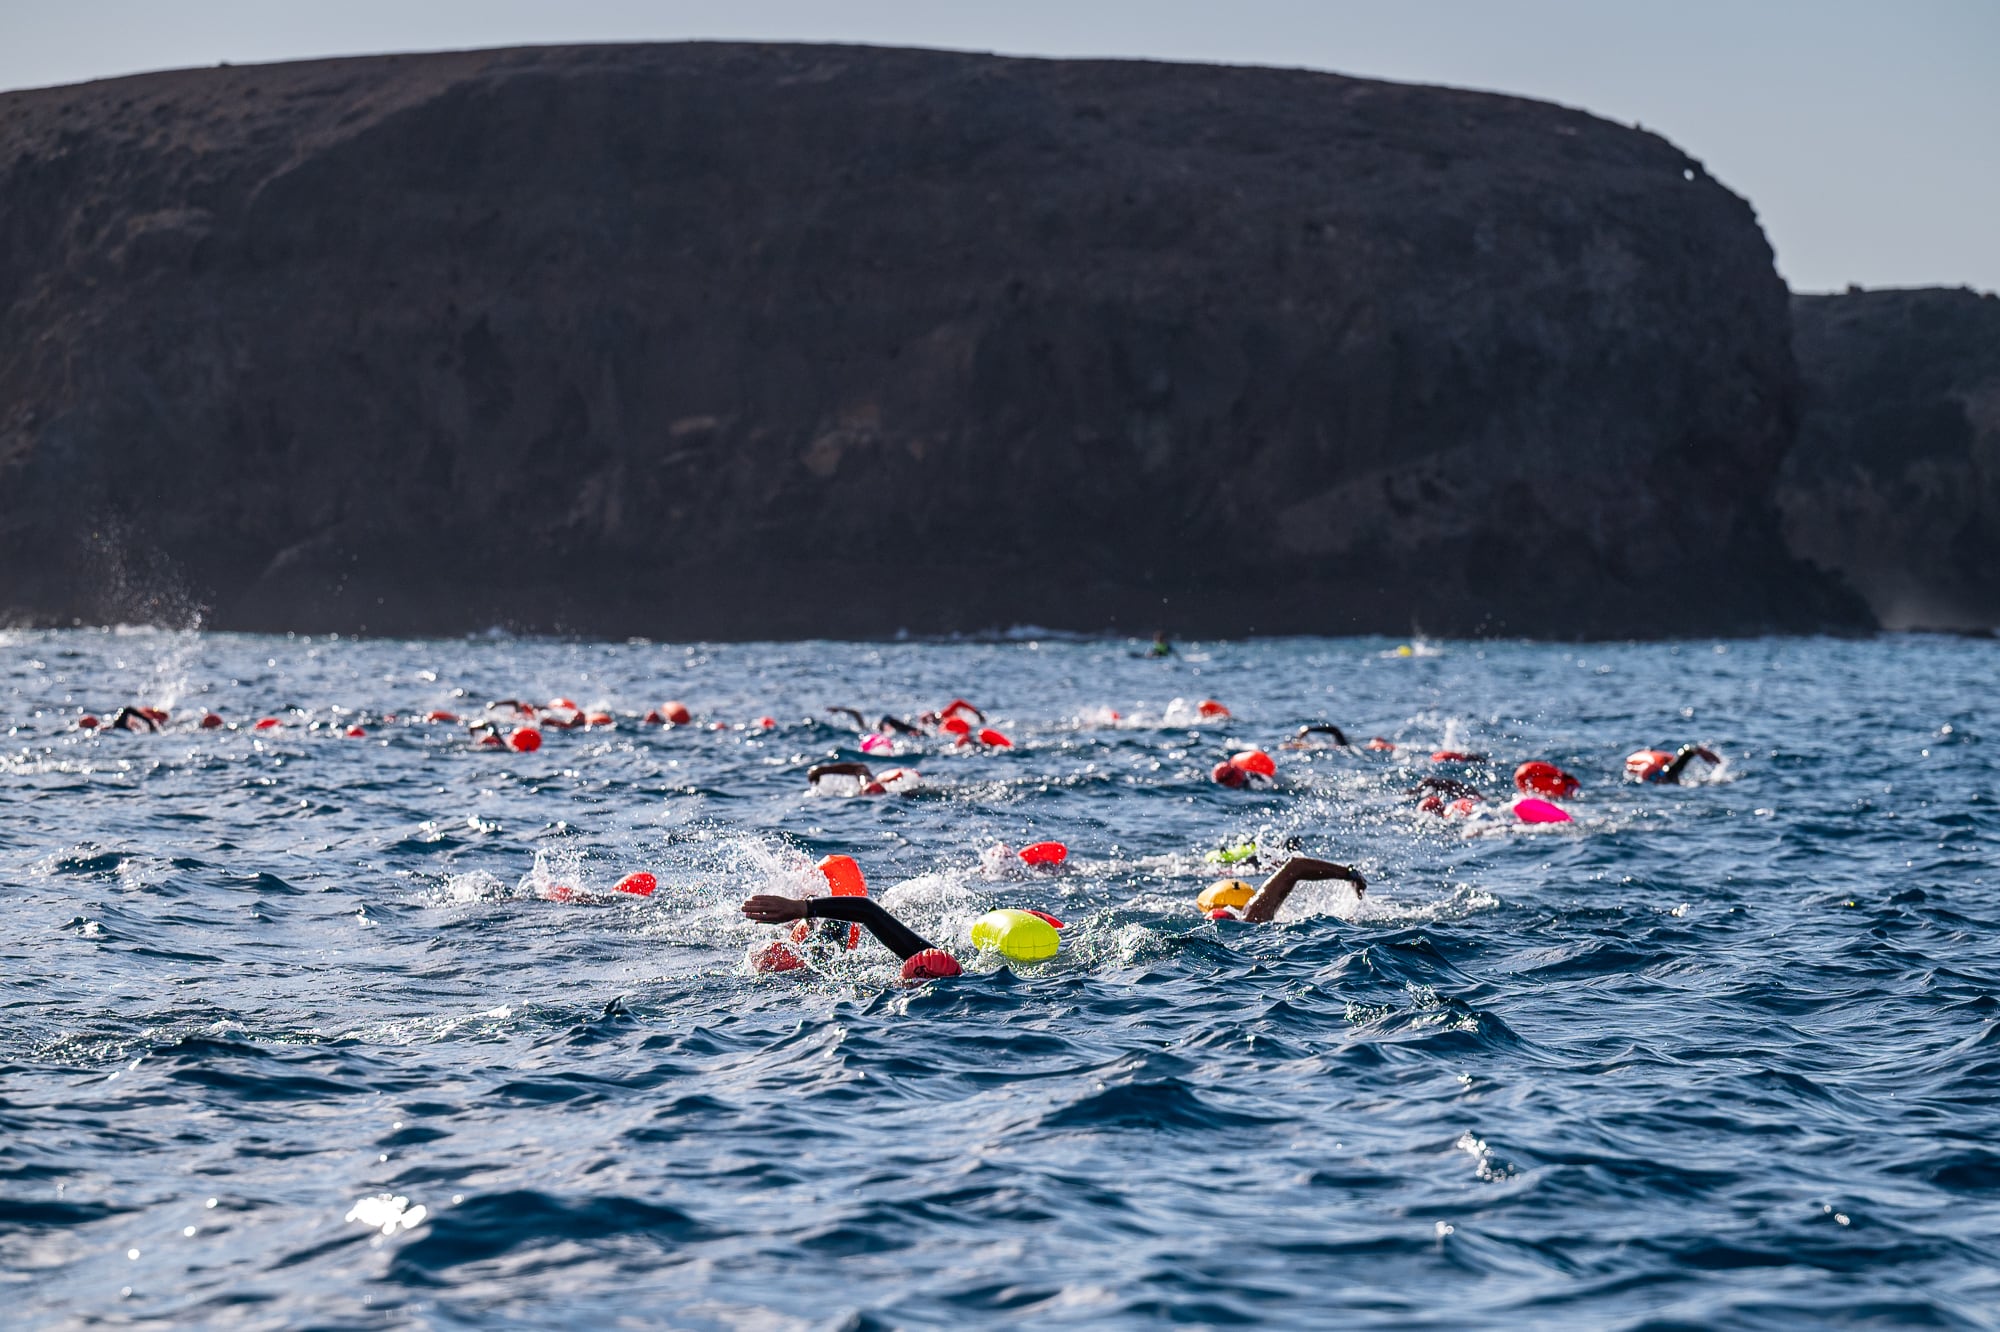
0,43,1860,637
1781,288,2000,632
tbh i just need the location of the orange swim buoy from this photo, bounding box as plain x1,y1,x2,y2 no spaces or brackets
613,872,657,897
976,727,1012,748
1514,760,1580,798
1018,841,1067,868
1198,699,1230,719
661,701,692,726
1230,750,1276,778
509,727,542,753
817,855,868,897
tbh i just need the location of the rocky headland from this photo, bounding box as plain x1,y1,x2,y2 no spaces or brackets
1781,287,2000,633
0,44,1872,637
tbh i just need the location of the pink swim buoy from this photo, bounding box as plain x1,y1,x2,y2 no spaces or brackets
1512,797,1573,824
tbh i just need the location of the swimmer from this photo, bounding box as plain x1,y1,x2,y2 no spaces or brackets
1281,723,1352,751
1148,631,1173,658
918,698,984,727
1235,856,1367,922
807,761,905,795
741,893,961,978
101,706,165,733
1626,744,1721,784
1407,776,1480,800
827,706,923,736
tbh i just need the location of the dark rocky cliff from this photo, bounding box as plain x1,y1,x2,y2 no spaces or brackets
0,43,1862,637
1781,288,2000,632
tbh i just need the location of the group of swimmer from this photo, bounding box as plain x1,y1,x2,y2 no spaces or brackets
69,686,1723,984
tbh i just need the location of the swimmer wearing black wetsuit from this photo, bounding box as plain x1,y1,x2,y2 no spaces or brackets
829,707,923,736
104,706,162,733
807,761,884,793
1282,723,1351,750
742,894,937,960
1237,856,1367,922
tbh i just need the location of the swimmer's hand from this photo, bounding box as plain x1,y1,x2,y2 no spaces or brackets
742,895,810,924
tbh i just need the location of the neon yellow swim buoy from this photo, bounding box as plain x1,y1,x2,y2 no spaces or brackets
1197,879,1255,912
970,908,1061,963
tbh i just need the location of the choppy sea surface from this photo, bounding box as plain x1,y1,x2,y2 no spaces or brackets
3,629,1996,1329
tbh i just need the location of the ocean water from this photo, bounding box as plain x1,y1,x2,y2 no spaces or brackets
2,629,1996,1329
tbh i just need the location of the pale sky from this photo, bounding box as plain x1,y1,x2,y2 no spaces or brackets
4,0,1994,293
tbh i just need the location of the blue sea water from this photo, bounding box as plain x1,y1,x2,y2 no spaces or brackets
2,629,1996,1329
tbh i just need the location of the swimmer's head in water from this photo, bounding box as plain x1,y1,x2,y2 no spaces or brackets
1210,762,1247,788
901,949,962,982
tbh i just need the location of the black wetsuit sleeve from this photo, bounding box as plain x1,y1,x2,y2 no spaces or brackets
804,897,936,961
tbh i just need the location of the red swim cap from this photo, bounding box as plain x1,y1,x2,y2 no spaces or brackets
78,715,100,729
254,717,281,731
1231,750,1276,778
1018,841,1067,867
1431,750,1484,763
976,728,1013,748
345,725,366,738
661,701,693,726
509,727,542,752
750,940,805,973
901,949,962,981
1514,760,1580,798
1198,699,1230,718
1211,761,1247,788
940,716,972,737
200,713,224,729
613,872,657,897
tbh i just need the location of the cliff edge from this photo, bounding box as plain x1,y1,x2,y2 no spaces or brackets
0,43,1862,636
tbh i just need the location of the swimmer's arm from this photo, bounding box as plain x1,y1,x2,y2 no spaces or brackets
942,698,985,722
807,762,875,784
877,716,922,736
1300,723,1350,746
740,894,937,961
1240,857,1367,923
827,707,867,730
1663,745,1721,782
